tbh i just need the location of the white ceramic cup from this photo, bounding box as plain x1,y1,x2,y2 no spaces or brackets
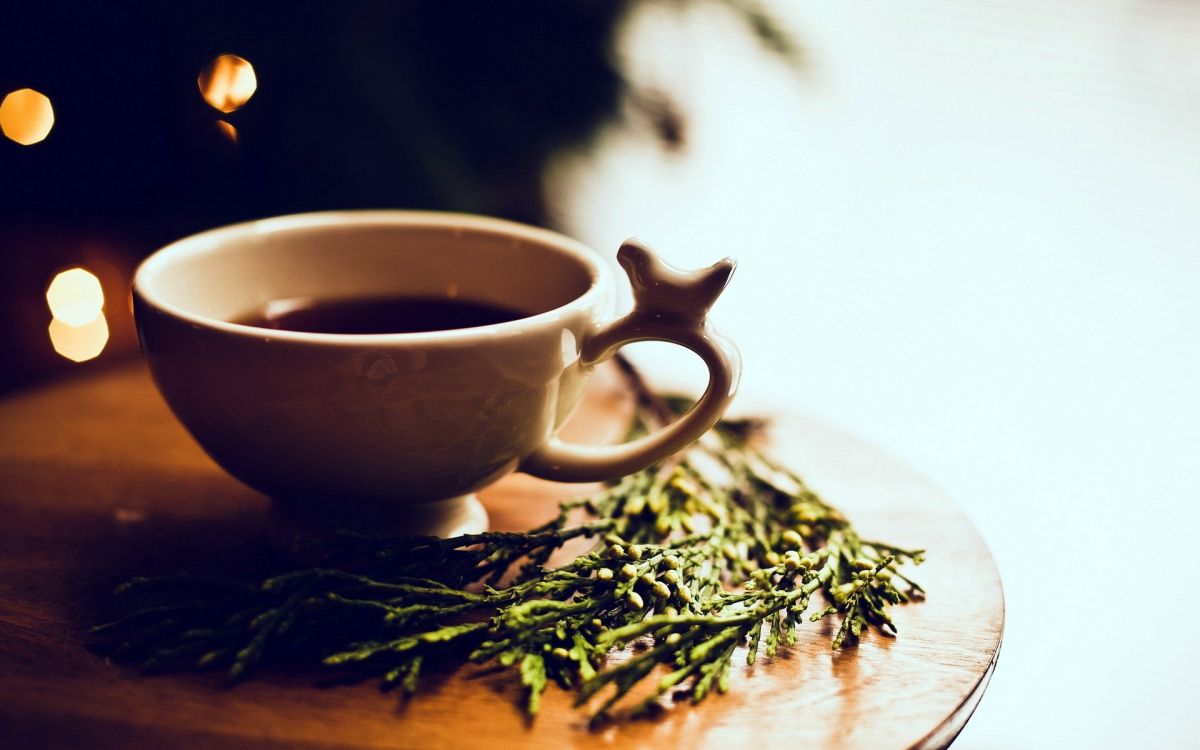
133,211,739,537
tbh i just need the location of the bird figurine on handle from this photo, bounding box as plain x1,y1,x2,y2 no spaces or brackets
615,239,736,325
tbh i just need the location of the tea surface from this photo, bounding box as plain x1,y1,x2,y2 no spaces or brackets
235,296,526,334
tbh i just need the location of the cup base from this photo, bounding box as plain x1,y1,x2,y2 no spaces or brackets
267,494,489,560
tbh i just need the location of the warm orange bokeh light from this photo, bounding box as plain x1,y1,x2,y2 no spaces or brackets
0,88,55,145
214,119,238,144
198,54,257,113
46,267,109,363
48,316,110,363
46,268,105,326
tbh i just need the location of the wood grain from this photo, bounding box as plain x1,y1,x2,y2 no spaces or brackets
0,362,1002,749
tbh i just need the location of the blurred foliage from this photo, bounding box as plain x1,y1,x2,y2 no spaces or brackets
1,0,797,233
0,0,797,391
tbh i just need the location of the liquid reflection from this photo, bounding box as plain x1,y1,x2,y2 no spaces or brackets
214,119,238,144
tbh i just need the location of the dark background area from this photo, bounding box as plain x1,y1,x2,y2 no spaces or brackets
0,2,631,394
0,1,790,393
1,2,629,232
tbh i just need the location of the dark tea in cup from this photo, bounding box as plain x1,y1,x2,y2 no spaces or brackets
235,295,527,335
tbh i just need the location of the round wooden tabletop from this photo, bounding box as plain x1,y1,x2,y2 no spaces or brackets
0,362,1002,749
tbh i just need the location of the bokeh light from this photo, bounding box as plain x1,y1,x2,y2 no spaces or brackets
0,88,55,145
48,316,109,363
46,268,105,326
45,267,110,362
198,54,257,113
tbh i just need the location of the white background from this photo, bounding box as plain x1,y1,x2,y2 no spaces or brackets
549,2,1200,747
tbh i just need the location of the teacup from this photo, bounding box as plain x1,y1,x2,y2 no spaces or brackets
133,211,739,537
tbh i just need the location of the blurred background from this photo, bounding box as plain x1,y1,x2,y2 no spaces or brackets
3,1,1199,747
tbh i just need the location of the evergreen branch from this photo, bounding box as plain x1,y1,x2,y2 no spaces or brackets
90,356,924,724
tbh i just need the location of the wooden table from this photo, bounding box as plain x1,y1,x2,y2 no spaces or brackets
0,362,1002,749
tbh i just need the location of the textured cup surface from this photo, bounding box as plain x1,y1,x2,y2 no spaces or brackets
134,211,613,503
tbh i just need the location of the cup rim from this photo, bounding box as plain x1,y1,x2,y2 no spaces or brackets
133,210,613,345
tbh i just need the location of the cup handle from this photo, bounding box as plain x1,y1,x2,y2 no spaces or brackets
521,239,741,483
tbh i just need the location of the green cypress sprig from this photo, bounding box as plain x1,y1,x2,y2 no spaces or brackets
91,358,924,724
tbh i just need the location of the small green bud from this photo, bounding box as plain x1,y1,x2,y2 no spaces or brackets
835,582,856,598
796,523,813,538
652,581,672,600
620,563,638,580
665,632,681,645
591,618,604,630
676,585,694,604
596,567,614,581
765,551,781,566
625,591,645,609
196,651,220,667
628,544,643,561
781,529,803,548
671,473,701,496
662,568,680,584
784,556,801,572
625,495,646,516
604,533,624,546
799,556,817,569
852,558,874,571
607,544,625,559
663,606,678,617
654,515,672,536
641,573,656,587
662,555,681,570
552,647,570,660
